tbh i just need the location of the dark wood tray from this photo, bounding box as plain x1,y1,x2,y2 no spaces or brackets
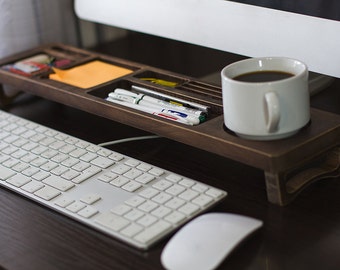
0,43,339,205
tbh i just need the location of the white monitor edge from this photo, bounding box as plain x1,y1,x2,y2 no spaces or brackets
75,0,340,79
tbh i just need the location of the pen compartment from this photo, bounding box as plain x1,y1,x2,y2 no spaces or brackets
133,70,223,114
88,79,223,120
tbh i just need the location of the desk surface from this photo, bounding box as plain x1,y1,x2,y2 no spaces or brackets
1,34,340,270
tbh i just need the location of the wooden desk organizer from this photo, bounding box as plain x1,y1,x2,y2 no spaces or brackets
0,43,339,206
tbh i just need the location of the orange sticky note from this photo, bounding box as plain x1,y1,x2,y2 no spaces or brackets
49,60,133,88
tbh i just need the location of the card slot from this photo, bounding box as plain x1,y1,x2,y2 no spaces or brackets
134,70,188,88
177,83,222,100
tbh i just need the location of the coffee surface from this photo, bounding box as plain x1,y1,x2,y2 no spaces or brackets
234,71,294,82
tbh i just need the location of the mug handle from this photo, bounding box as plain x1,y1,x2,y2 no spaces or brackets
264,92,280,132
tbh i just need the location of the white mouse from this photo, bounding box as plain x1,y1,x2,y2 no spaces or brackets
161,212,263,270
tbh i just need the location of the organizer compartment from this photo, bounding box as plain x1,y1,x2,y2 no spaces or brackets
0,45,94,78
134,70,188,87
46,59,137,89
88,79,221,121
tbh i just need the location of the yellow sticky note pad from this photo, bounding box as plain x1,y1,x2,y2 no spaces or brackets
49,60,133,88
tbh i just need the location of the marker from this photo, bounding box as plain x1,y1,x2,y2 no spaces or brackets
109,91,202,124
106,97,194,126
111,89,207,120
131,85,209,112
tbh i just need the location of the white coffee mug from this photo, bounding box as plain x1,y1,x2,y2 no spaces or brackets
221,57,310,140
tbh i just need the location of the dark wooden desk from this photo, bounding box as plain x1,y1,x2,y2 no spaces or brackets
1,34,340,270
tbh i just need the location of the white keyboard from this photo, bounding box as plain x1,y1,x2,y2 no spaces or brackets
0,110,227,249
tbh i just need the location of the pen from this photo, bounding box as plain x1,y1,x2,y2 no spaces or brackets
105,97,194,126
112,89,207,120
109,91,202,124
131,85,209,112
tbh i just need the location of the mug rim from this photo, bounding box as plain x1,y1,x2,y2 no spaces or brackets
221,57,308,84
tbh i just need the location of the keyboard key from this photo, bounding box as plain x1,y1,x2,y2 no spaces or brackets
78,206,98,218
164,211,186,224
139,187,159,199
61,170,80,180
138,200,158,213
91,156,114,169
111,204,132,215
151,206,172,218
21,180,44,193
136,163,152,172
178,189,199,201
21,166,39,176
166,174,182,183
120,223,143,237
124,159,140,167
0,165,16,180
149,168,164,176
124,168,143,179
179,178,195,187
110,176,129,187
134,220,171,245
125,196,146,207
124,209,144,221
43,175,75,191
206,188,226,199
55,196,75,208
165,197,186,210
32,171,50,181
6,174,31,187
111,164,130,175
192,194,213,207
66,201,86,213
152,179,172,191
34,186,61,200
134,173,155,184
80,193,101,204
98,173,117,182
166,184,185,196
95,213,130,231
71,166,101,184
152,192,172,204
178,202,200,216
136,214,157,227
122,181,142,192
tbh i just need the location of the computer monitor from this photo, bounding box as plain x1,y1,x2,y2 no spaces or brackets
74,0,340,79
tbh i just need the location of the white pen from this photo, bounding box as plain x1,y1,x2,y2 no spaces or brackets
109,92,201,125
105,97,194,126
112,88,207,119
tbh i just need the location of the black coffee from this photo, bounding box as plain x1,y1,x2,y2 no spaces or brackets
234,71,294,82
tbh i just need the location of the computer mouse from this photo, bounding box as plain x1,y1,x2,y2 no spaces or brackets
161,212,263,270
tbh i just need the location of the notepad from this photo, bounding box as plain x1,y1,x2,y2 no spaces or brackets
49,60,133,88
